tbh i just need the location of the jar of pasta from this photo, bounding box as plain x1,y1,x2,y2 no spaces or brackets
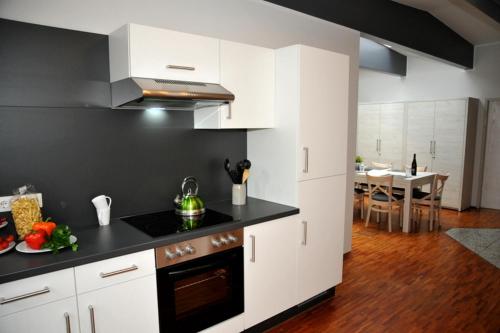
10,185,42,240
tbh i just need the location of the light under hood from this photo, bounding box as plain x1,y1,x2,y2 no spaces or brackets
110,77,235,111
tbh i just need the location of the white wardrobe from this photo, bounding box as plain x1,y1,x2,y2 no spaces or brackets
357,98,478,211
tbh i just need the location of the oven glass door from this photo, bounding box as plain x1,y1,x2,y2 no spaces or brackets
157,247,243,333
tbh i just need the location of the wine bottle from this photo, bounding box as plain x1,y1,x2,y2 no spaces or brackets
411,154,417,176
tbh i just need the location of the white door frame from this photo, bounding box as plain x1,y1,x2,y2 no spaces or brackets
478,98,500,209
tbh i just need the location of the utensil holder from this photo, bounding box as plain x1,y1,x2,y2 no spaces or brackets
232,184,246,205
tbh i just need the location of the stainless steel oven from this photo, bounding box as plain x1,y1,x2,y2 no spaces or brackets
155,229,244,333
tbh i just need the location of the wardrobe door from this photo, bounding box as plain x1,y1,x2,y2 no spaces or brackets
406,101,435,171
357,104,380,167
379,103,405,169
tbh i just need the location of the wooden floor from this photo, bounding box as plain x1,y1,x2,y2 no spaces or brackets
268,208,500,333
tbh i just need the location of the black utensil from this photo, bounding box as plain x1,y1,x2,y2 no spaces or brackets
242,159,252,170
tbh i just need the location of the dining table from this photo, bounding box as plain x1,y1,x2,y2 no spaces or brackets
354,171,437,232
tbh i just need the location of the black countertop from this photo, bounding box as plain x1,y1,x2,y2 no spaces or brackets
0,197,298,284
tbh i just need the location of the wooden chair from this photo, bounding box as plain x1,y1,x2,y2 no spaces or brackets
412,174,449,231
365,174,404,232
372,161,392,170
354,188,365,219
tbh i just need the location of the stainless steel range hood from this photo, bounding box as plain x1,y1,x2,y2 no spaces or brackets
110,77,235,111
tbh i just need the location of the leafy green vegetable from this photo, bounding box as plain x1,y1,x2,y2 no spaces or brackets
42,224,78,254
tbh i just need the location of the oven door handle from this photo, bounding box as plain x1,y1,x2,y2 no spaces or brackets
167,255,236,279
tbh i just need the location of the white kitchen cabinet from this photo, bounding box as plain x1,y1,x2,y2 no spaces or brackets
77,275,159,333
0,268,75,317
74,249,155,294
1,297,79,333
243,216,298,329
195,40,275,129
297,176,346,303
109,24,220,83
248,44,348,312
298,46,349,181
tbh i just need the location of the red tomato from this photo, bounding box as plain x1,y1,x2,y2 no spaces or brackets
0,241,8,250
5,235,14,243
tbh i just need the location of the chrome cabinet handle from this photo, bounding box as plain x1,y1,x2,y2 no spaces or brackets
99,265,138,278
302,221,308,245
250,235,256,263
166,65,195,71
89,305,96,333
433,141,436,157
64,312,71,333
430,140,433,154
303,147,309,173
226,103,232,120
0,286,50,305
379,139,382,153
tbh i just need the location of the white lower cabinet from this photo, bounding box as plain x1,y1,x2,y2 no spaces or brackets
1,296,79,333
243,216,298,329
297,176,346,303
77,274,159,333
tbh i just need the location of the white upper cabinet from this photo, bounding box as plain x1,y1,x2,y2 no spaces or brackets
298,46,350,181
194,40,275,129
109,24,220,83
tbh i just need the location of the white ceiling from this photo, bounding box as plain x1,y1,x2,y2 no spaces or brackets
393,0,500,45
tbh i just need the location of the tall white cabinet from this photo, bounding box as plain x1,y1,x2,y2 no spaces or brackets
248,44,349,310
358,98,478,210
357,103,405,168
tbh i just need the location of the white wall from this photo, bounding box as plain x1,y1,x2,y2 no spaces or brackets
0,0,360,252
359,42,500,206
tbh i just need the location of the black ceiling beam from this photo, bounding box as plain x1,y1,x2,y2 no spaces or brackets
265,0,474,68
466,0,500,23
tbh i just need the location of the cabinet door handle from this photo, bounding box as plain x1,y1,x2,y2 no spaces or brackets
166,65,195,71
89,305,96,333
100,265,138,278
250,235,256,263
433,141,436,157
378,139,382,154
429,140,433,154
302,221,308,245
0,286,50,304
303,147,309,173
64,312,71,333
226,103,232,120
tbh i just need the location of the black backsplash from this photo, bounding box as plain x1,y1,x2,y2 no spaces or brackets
0,19,246,229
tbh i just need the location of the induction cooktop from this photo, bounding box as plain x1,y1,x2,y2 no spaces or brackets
121,209,234,237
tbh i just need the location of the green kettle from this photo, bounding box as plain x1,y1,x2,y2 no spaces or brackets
174,177,206,216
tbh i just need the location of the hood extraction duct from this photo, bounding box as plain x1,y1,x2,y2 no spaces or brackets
110,77,235,111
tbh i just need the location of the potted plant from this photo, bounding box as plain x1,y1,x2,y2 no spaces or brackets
355,156,364,171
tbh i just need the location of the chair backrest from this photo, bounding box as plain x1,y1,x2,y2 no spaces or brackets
435,174,449,197
421,173,449,201
372,161,392,169
405,165,428,172
366,174,396,203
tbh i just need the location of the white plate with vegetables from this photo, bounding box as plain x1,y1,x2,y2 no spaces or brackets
0,241,15,255
16,235,77,253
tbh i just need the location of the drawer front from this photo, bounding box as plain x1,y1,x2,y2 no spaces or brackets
75,249,155,294
0,268,75,317
129,24,220,84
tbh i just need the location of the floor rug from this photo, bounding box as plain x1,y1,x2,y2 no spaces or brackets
446,228,500,269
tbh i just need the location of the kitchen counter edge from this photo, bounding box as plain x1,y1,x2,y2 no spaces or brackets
0,197,299,284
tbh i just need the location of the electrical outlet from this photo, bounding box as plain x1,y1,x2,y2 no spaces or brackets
0,193,43,213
